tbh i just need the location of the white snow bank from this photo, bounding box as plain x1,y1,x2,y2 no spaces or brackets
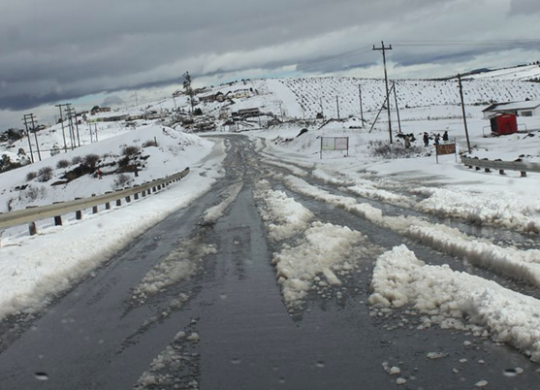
283,174,540,289
413,186,540,233
369,245,540,362
0,140,225,321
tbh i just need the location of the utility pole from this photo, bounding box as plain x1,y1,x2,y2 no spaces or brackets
373,41,393,143
67,106,80,147
89,124,93,143
55,103,70,152
336,96,340,119
458,74,472,154
28,114,42,161
393,81,402,134
320,97,324,118
95,123,99,142
358,84,364,124
22,115,35,163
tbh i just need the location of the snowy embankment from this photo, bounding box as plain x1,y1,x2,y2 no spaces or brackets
0,138,226,322
254,180,379,308
369,245,540,362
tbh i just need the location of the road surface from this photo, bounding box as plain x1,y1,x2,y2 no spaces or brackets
0,135,538,389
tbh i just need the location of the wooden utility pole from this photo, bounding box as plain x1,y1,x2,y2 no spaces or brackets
457,74,472,154
28,114,42,161
393,81,402,134
55,103,70,152
336,96,340,119
373,41,393,143
358,84,364,124
22,115,35,163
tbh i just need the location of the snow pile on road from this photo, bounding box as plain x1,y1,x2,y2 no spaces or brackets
254,180,314,241
273,221,366,307
254,179,377,308
132,237,217,303
134,329,200,389
283,174,540,288
369,245,540,362
202,181,243,225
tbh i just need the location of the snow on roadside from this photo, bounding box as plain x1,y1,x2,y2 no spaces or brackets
254,180,314,241
413,186,540,234
369,245,540,362
283,174,540,290
0,140,226,322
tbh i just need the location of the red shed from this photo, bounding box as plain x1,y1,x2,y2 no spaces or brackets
490,114,517,135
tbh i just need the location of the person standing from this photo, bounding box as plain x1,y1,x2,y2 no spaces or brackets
442,131,449,143
423,132,429,147
434,134,440,146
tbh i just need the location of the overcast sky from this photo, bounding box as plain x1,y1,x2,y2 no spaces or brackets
1,0,540,128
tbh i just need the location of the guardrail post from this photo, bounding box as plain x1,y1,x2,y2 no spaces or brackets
521,171,527,177
499,169,504,175
126,195,131,203
134,193,139,200
475,166,480,171
105,202,110,210
28,222,37,236
484,168,491,173
92,205,98,214
142,190,147,197
116,199,122,207
54,216,62,226
76,210,83,220
153,186,157,193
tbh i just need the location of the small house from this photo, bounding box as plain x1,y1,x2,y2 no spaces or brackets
483,101,540,119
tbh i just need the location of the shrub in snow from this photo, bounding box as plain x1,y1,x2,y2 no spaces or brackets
37,167,53,182
18,185,47,203
56,159,70,169
113,173,133,189
26,171,37,181
71,156,83,165
122,145,140,157
83,153,100,168
368,140,423,159
142,139,158,148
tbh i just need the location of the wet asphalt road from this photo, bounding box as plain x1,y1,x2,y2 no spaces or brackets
0,135,539,389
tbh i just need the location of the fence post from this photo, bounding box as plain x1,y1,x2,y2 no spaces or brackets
28,222,37,236
76,210,83,220
54,216,62,226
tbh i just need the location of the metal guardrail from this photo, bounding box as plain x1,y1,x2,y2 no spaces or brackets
0,168,190,234
461,157,540,176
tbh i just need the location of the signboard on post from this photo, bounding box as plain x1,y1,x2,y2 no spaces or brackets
435,142,457,163
320,137,349,159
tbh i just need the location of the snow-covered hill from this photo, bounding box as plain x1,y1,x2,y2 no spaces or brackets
465,62,540,82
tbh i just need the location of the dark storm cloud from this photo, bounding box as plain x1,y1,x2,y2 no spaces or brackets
0,0,538,115
509,0,540,14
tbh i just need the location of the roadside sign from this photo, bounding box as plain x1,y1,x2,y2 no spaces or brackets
435,142,457,163
320,137,349,159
